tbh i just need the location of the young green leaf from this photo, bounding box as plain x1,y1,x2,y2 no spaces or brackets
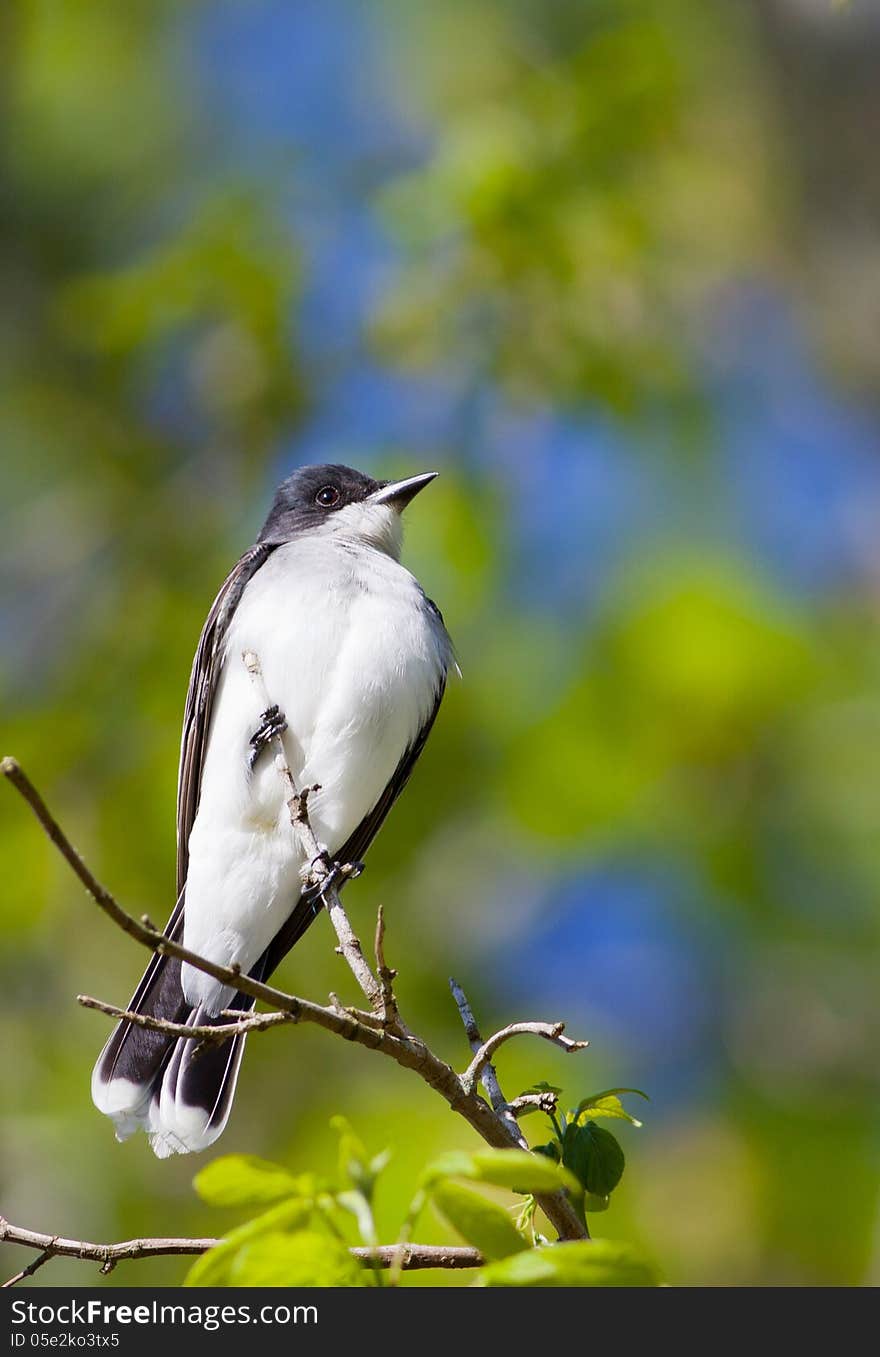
330,1116,388,1201
575,1095,642,1127
192,1155,306,1208
182,1198,312,1287
229,1231,369,1287
477,1240,661,1288
563,1121,625,1196
575,1088,649,1126
425,1148,581,1196
330,1115,368,1183
430,1181,528,1261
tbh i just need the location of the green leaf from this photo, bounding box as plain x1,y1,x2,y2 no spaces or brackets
331,1116,388,1201
430,1181,528,1261
229,1231,369,1287
562,1122,625,1196
575,1095,643,1127
575,1088,649,1126
532,1142,561,1162
192,1155,305,1208
477,1240,661,1288
330,1115,368,1178
425,1148,580,1196
183,1198,312,1287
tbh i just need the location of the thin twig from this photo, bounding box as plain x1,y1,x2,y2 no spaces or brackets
321,880,385,1012
1,1250,55,1289
462,1021,588,1094
76,995,295,1043
0,1218,481,1284
351,1245,481,1271
374,904,401,1028
449,976,527,1148
507,1091,560,1118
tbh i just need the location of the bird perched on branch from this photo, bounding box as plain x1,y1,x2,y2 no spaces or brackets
92,465,453,1157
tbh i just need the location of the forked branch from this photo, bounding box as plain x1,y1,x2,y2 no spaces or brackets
2,690,589,1286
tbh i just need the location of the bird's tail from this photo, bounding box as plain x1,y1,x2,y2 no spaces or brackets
90,898,256,1159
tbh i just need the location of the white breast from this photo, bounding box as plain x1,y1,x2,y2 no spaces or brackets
181,537,450,1010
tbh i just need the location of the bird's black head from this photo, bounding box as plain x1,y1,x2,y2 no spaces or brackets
258,463,437,556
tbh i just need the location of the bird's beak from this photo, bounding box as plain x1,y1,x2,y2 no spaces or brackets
369,472,438,511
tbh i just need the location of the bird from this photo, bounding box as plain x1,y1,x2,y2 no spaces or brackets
91,464,453,1158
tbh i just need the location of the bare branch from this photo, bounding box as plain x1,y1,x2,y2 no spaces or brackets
1,760,384,1034
450,976,484,1051
450,976,528,1149
352,1245,481,1271
507,1091,560,1118
462,1021,588,1094
76,995,295,1044
3,753,589,1244
0,1218,481,1285
2,1250,55,1289
373,904,402,1028
320,876,385,1012
0,1218,214,1285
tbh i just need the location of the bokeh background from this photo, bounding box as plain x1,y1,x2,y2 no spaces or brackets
3,0,880,1288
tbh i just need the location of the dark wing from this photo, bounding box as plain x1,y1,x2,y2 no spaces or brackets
262,674,447,976
176,542,278,895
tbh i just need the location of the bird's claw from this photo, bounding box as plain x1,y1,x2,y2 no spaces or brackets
248,704,288,770
304,857,366,907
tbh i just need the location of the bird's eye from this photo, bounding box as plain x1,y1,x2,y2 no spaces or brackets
315,485,340,507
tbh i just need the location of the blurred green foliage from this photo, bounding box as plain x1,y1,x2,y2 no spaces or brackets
183,1127,654,1287
377,0,775,415
2,0,880,1289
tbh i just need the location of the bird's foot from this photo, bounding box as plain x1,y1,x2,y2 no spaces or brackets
322,858,365,889
248,704,288,770
304,857,365,906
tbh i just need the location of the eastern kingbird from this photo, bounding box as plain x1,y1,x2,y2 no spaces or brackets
92,464,453,1158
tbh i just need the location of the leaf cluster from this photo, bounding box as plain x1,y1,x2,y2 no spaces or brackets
186,1092,656,1288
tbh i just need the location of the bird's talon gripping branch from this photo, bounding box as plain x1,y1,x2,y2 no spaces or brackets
248,703,288,770
305,855,363,898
